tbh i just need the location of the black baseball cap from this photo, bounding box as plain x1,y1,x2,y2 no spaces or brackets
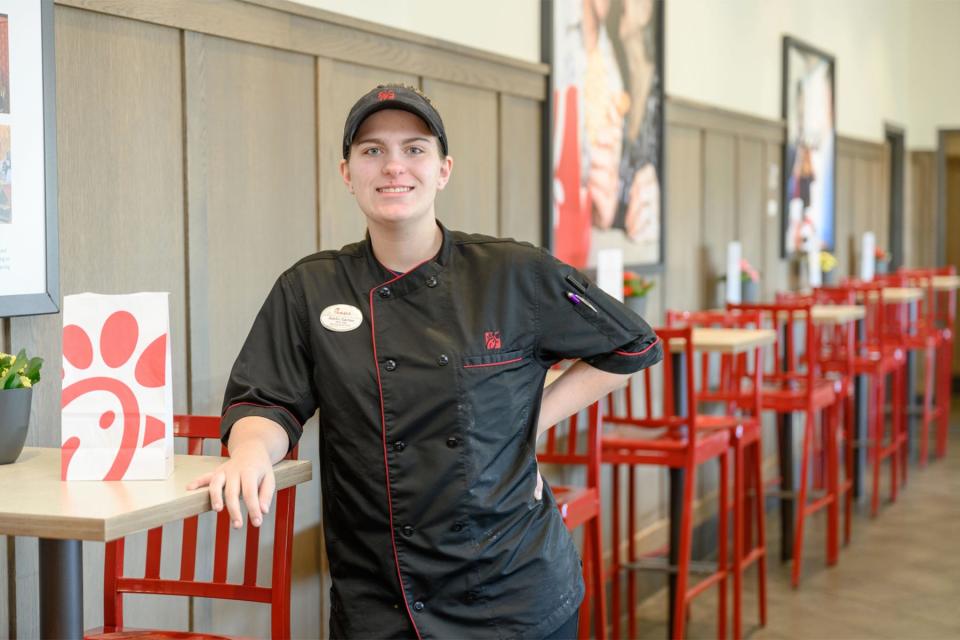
342,84,448,159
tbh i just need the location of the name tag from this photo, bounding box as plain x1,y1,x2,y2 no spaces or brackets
320,304,363,332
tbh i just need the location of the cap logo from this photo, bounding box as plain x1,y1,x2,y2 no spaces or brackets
377,90,396,101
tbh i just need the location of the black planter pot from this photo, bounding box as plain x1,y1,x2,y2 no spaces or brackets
0,387,32,464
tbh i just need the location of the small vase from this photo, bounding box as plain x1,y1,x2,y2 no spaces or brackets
741,279,760,303
875,261,889,275
625,295,648,318
0,387,32,464
822,270,838,286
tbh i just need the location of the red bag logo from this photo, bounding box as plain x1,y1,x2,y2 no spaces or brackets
484,331,501,350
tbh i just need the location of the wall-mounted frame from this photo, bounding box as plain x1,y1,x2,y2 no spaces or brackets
542,0,664,271
0,0,59,317
782,35,836,257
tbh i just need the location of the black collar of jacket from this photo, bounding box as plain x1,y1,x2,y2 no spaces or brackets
362,220,453,298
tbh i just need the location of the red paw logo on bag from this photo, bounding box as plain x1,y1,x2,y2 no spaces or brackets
484,331,501,350
61,293,174,481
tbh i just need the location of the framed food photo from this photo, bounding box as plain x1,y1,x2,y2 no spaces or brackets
781,36,836,257
542,0,664,271
0,0,59,317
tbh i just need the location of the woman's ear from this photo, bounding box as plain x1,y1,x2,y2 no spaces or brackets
436,155,454,191
339,158,354,193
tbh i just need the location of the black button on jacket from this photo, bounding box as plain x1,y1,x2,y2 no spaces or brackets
221,224,662,639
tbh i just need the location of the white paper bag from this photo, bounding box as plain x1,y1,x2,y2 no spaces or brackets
61,293,174,481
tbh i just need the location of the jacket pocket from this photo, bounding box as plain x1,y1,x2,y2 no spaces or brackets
462,348,526,369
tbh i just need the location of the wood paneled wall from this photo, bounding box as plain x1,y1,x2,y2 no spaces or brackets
3,1,544,637
3,0,922,637
908,151,938,267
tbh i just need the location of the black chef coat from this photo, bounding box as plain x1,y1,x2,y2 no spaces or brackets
221,222,662,639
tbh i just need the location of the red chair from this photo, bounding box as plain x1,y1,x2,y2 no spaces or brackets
85,415,299,640
602,326,731,639
897,266,956,459
817,282,907,516
538,401,607,640
728,301,843,588
665,310,768,640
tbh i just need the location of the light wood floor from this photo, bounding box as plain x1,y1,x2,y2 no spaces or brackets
630,407,960,639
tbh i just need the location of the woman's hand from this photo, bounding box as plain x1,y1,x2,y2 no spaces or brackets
186,417,289,529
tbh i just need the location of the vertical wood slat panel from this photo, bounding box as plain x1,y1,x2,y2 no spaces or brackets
905,151,936,266
737,138,764,284
182,31,319,638
836,154,855,275
498,94,541,245
875,152,890,252
853,157,872,265
908,151,937,267
4,7,191,637
317,62,418,251
761,141,787,298
422,79,499,236
664,125,703,314
702,131,737,307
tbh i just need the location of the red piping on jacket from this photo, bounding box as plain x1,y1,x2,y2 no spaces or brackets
462,356,524,369
369,261,432,640
614,336,662,357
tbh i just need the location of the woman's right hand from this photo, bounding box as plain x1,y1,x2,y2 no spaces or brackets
186,416,289,529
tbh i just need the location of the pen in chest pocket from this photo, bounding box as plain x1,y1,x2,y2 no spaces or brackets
564,291,598,313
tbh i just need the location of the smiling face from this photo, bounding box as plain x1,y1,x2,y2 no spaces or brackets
340,109,453,230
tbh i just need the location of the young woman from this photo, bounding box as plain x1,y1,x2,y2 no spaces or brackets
188,84,662,639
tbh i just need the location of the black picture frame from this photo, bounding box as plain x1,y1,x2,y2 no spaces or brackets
0,0,59,318
541,0,665,273
781,35,836,258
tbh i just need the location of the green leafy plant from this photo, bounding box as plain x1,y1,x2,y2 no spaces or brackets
0,350,43,390
623,271,654,299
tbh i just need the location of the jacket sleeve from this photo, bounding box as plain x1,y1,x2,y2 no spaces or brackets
534,249,662,374
220,271,318,451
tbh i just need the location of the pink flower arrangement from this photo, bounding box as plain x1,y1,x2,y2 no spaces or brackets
739,258,760,283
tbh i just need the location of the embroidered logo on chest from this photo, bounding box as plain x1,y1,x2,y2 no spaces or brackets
484,331,501,350
320,304,363,332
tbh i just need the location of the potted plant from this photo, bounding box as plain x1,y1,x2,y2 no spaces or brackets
820,250,838,285
0,350,43,464
875,247,891,274
623,271,654,317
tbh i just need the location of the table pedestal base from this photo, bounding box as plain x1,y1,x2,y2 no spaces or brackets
39,538,83,640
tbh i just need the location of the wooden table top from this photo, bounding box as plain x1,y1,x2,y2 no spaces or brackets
879,287,923,303
809,305,865,323
0,448,312,542
763,305,865,324
668,328,776,354
931,275,960,291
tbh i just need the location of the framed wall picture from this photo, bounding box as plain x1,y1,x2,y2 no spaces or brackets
0,0,59,317
542,0,665,271
782,35,836,257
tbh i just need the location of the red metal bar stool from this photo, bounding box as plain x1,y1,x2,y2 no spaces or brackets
85,415,299,640
601,326,731,640
802,288,858,535
877,272,944,466
899,266,956,458
539,401,607,640
728,301,842,588
821,282,907,516
665,310,767,640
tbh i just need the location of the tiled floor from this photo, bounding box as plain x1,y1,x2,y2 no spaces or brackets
629,407,960,639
